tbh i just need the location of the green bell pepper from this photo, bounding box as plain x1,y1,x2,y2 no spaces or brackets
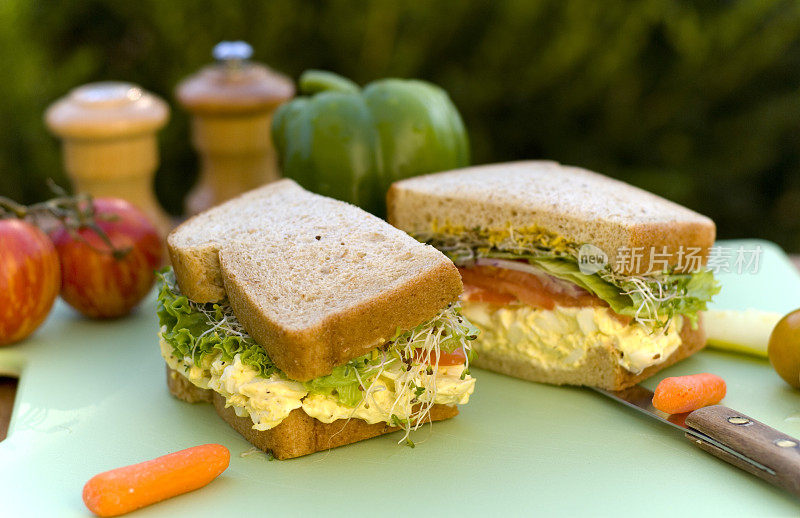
271,70,470,216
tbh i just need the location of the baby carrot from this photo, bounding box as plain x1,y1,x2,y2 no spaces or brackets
652,373,726,414
83,444,230,517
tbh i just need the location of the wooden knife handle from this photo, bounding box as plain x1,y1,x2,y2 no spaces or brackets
684,405,800,496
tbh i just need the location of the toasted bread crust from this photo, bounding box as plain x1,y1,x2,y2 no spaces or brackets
471,317,706,390
387,161,716,275
167,243,225,303
166,366,458,459
221,257,462,381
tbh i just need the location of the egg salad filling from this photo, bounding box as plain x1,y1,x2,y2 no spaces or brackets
461,302,683,374
157,269,478,441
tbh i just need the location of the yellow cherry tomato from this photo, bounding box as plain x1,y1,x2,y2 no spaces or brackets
768,308,800,389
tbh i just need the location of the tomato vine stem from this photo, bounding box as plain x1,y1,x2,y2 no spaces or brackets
0,182,132,259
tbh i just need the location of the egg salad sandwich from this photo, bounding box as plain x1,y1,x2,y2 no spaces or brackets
387,161,719,390
159,179,478,459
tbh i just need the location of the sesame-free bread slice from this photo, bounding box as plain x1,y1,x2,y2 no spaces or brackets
219,238,461,381
167,179,462,381
471,316,706,390
166,366,458,460
387,161,716,275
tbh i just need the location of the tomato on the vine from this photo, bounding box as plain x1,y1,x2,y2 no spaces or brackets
0,219,61,345
49,198,162,319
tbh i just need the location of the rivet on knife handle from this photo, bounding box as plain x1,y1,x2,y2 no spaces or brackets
685,405,800,496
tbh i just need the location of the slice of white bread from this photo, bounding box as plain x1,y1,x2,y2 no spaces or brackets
470,316,706,390
387,161,716,275
167,179,462,381
166,366,458,460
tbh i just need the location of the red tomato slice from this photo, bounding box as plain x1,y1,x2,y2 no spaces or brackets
459,265,632,325
459,265,607,309
462,285,517,305
414,347,467,366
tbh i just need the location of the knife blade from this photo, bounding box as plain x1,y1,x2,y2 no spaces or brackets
593,385,800,497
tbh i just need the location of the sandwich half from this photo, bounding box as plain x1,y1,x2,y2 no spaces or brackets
388,161,719,390
160,179,478,459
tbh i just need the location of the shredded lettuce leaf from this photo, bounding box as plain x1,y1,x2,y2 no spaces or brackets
157,269,278,377
519,255,633,313
303,357,379,407
528,254,718,328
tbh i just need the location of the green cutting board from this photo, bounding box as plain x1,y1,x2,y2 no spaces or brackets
1,239,799,516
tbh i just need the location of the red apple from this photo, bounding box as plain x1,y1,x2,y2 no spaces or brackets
49,198,162,319
0,219,61,345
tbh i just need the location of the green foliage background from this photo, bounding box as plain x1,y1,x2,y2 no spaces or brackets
2,0,800,248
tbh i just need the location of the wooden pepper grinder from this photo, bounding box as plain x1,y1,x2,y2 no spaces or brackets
176,41,294,215
44,82,172,236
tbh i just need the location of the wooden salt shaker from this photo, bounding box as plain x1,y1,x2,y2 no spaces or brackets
176,41,294,215
44,82,171,236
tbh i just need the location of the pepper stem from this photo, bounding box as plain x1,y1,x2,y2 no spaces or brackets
299,70,360,95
